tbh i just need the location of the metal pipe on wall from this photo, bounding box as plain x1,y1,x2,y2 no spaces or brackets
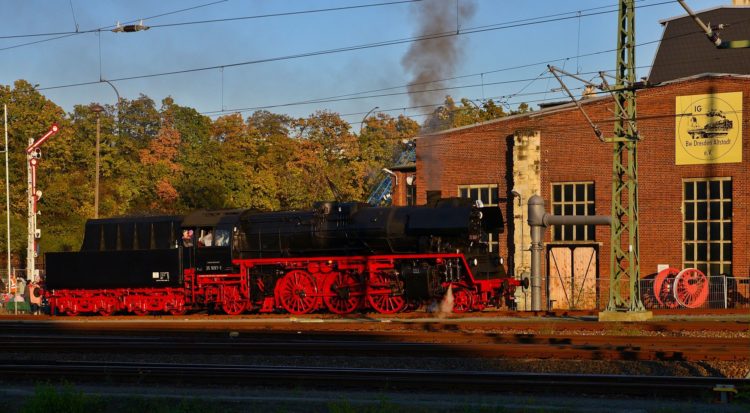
527,194,612,311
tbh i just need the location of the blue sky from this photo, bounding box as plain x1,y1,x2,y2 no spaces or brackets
0,0,729,127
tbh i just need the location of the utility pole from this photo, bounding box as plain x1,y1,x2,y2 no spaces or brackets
602,0,648,319
90,104,104,219
3,105,10,294
548,0,650,320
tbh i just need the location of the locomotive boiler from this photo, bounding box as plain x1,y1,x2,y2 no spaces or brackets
44,198,523,316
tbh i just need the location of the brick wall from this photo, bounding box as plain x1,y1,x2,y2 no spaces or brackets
415,75,749,281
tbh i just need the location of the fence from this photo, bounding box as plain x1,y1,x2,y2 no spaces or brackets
516,274,750,311
639,275,750,310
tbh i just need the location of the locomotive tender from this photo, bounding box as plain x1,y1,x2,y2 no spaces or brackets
44,197,523,316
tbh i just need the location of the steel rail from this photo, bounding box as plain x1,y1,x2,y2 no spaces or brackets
1,360,747,397
0,335,746,362
1,318,748,333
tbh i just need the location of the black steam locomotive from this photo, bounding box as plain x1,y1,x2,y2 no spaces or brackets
44,198,522,316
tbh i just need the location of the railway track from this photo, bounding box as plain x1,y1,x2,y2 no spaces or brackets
1,360,747,398
1,316,748,334
1,332,746,362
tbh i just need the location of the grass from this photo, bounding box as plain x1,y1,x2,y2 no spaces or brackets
20,385,104,413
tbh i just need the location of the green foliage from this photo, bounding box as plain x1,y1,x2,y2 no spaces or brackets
20,384,104,413
422,95,511,132
0,79,498,260
359,113,419,191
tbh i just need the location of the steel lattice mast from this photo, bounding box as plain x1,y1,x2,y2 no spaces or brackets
607,0,645,312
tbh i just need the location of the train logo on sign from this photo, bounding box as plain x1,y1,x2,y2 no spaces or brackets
675,92,742,165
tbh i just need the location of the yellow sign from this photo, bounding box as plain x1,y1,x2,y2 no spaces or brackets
675,92,742,165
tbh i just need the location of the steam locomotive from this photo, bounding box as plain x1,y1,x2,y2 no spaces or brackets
44,197,523,316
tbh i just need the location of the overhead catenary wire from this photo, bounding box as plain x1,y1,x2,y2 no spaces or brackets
0,0,667,41
0,0,421,41
34,0,682,92
22,0,745,128
199,65,657,117
0,0,229,52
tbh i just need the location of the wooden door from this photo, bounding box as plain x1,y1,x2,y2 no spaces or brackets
547,246,598,310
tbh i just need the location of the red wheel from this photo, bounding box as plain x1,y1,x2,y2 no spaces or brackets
222,300,245,315
97,296,118,316
323,272,364,314
132,308,149,316
452,288,473,313
98,307,115,316
653,267,680,308
221,286,246,315
366,272,405,314
277,270,318,314
674,268,710,308
168,296,188,316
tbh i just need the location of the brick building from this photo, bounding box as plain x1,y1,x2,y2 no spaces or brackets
399,74,748,310
389,6,750,310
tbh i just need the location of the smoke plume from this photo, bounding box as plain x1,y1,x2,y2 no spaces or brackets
401,0,477,109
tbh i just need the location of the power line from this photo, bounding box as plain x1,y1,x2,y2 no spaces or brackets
0,0,418,43
0,0,228,51
0,0,665,41
200,64,658,116
35,0,677,91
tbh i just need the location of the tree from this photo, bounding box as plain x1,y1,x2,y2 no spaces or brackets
289,111,367,205
422,95,511,132
135,110,183,212
0,80,86,256
359,113,419,192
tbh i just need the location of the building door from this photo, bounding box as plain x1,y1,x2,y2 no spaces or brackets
546,245,599,310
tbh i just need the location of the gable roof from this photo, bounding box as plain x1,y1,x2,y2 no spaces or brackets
648,7,750,85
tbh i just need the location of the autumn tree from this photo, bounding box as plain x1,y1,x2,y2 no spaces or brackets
135,109,183,212
422,95,512,132
359,113,419,192
288,111,367,205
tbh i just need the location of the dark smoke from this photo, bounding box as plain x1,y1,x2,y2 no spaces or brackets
401,0,477,109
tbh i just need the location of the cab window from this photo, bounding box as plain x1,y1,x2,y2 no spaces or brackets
197,228,213,247
181,229,195,248
214,229,231,247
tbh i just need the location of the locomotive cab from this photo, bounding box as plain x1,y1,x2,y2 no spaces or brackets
182,209,244,274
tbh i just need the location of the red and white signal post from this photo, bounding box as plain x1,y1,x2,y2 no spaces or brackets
26,124,58,281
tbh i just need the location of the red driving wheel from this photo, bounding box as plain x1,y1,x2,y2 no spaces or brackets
323,272,364,314
366,272,405,314
277,270,318,314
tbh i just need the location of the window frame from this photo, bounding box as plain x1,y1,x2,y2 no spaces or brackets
550,181,596,242
682,177,732,276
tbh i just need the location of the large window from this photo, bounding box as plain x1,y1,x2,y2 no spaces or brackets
683,178,732,276
551,182,595,242
458,184,499,252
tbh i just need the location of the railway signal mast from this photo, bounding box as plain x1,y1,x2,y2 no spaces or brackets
26,124,58,282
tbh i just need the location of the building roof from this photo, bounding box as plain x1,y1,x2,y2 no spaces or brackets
648,7,750,85
415,74,748,138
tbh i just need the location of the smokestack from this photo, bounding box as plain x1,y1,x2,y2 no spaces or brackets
401,0,477,109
